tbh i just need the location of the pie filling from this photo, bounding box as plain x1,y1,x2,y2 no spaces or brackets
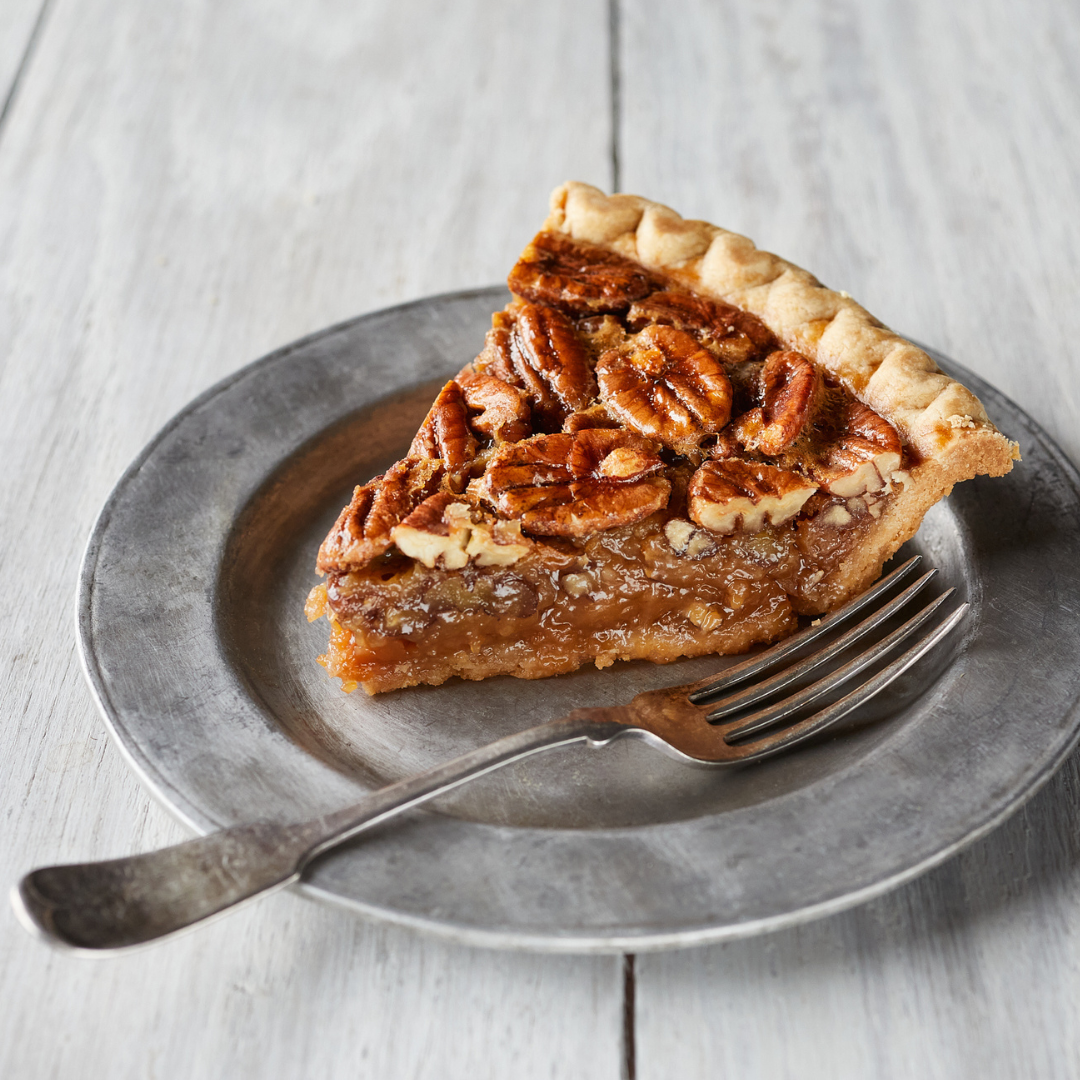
307,483,884,694
307,211,982,695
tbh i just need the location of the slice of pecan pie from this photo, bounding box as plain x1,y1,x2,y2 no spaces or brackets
307,183,1018,694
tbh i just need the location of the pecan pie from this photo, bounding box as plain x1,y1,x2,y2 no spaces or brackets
307,183,1018,694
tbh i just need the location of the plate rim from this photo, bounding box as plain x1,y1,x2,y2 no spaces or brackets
76,287,501,831
76,288,1080,953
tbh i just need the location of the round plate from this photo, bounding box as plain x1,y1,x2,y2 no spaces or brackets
78,287,1080,952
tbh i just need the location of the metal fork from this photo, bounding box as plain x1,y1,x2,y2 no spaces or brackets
13,555,964,953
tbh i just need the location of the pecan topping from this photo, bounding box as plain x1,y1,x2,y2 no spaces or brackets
596,325,733,454
317,457,442,573
811,400,903,496
455,368,531,444
408,380,477,492
482,302,596,430
391,491,469,570
627,290,777,362
480,428,670,537
574,313,627,355
563,402,617,433
396,490,459,539
688,459,817,535
507,231,657,315
390,492,532,569
664,518,721,558
731,350,820,456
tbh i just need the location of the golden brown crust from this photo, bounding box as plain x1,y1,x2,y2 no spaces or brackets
537,181,1018,589
544,181,1019,472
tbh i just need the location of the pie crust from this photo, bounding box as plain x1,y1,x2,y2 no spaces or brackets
308,183,1018,694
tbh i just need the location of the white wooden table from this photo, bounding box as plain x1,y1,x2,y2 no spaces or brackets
3,2,1079,1076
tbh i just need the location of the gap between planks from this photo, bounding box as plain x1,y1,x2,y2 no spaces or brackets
622,953,637,1080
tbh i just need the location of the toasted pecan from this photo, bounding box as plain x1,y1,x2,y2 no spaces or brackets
508,231,657,315
688,459,817,536
596,325,733,454
810,399,903,496
480,428,669,537
731,350,820,456
389,492,533,570
317,457,443,573
455,368,532,444
626,290,777,362
481,301,596,430
408,381,477,492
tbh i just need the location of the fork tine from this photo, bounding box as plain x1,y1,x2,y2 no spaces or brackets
687,555,925,704
723,603,969,764
690,557,934,707
716,588,956,737
706,575,945,722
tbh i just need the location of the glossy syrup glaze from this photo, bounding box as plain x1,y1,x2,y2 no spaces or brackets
312,233,906,693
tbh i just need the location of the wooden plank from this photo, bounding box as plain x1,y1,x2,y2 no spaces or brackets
7,889,625,1078
634,763,1080,1079
618,0,1080,464
620,1,1080,1076
0,1,622,1077
0,0,48,119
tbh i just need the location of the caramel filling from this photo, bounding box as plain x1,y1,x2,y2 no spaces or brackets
312,232,908,694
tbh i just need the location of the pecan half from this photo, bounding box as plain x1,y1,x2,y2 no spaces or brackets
596,325,733,454
626,290,778,362
688,459,817,535
390,492,532,569
408,380,477,492
507,231,657,315
317,457,442,573
455,368,531,444
731,350,820,456
390,492,471,569
481,301,596,430
480,428,670,537
811,400,903,496
563,402,617,433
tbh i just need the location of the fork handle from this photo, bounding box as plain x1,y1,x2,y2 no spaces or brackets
13,713,628,953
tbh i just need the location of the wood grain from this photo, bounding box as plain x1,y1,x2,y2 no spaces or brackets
618,0,1080,463
620,1,1080,1076
0,0,48,121
6,0,1080,1075
0,1,622,1077
635,760,1080,1079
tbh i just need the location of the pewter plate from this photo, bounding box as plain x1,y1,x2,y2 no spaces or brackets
78,287,1080,953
